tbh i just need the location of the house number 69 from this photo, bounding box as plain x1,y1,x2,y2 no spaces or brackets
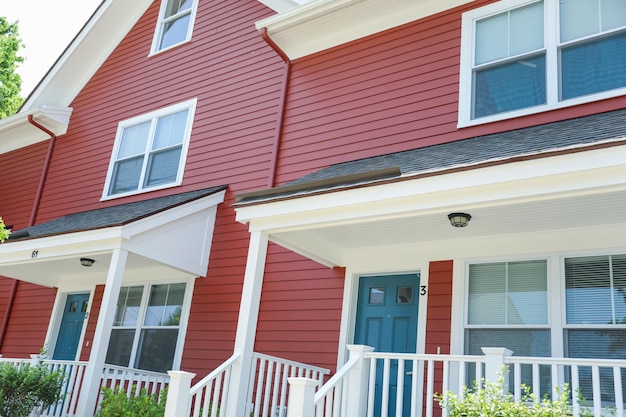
31,250,39,259
420,285,427,296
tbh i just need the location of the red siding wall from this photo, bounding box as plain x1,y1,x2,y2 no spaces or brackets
425,260,453,355
273,0,626,183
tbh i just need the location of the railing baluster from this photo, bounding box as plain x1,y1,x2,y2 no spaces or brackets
367,358,376,417
425,360,434,417
592,365,601,417
571,364,580,417
513,363,521,400
381,358,391,417
532,363,540,400
396,359,404,417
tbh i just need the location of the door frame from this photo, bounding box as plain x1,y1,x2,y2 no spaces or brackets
336,267,429,367
46,289,95,361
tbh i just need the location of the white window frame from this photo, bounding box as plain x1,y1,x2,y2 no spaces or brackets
460,249,626,359
102,98,197,200
106,279,194,373
458,0,626,127
150,0,200,55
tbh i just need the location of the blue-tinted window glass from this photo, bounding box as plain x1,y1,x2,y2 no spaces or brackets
474,55,546,118
561,32,626,100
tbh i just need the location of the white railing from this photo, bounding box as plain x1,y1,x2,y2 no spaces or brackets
247,352,330,417
288,346,626,417
187,353,241,417
99,364,170,399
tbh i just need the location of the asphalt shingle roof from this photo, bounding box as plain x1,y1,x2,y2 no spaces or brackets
238,108,626,204
10,186,227,240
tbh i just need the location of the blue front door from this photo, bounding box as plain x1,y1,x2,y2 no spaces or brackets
355,274,420,417
53,293,89,360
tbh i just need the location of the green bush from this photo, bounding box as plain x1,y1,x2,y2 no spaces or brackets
435,377,607,417
0,359,65,417
96,385,166,417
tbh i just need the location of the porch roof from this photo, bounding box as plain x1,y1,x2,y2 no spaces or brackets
235,110,626,268
236,108,626,205
0,186,227,288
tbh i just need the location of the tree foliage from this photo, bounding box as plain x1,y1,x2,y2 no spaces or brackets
0,217,9,243
0,17,24,118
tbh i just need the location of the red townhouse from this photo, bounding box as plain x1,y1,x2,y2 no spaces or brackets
0,0,625,416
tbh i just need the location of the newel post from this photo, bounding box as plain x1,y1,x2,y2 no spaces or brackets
286,378,318,417
481,347,513,391
346,344,375,417
164,370,195,417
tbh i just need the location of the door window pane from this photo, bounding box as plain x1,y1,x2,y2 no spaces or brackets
397,287,413,304
369,287,384,305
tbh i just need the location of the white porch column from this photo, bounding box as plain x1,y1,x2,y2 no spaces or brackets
481,347,513,391
225,231,269,417
76,248,128,416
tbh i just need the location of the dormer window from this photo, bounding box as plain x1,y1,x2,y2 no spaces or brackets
151,0,199,54
458,0,626,126
102,99,196,200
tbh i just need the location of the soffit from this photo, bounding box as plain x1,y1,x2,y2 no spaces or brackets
235,145,626,267
256,0,475,60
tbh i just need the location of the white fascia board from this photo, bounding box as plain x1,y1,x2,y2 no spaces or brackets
236,145,626,232
22,0,153,111
256,0,474,60
257,0,302,13
0,228,124,266
0,106,73,154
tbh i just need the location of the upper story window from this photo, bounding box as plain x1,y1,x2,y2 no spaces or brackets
458,0,626,126
151,0,199,54
102,99,196,200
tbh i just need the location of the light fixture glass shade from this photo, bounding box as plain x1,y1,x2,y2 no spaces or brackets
80,258,95,267
448,212,471,228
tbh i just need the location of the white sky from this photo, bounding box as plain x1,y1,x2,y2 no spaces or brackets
0,0,102,98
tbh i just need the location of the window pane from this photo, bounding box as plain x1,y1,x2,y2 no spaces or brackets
510,2,544,57
114,286,144,327
144,147,182,187
566,330,626,404
369,287,384,305
135,329,179,373
475,2,543,65
560,0,600,42
105,329,135,367
144,283,185,326
153,110,188,150
469,263,506,324
561,32,626,100
118,122,150,159
566,254,626,324
474,54,546,118
397,287,413,304
602,0,626,32
159,14,191,50
507,261,548,325
109,156,144,195
164,0,192,18
469,260,547,325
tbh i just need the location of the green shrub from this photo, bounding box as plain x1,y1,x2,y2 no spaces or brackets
435,377,607,417
96,385,166,417
0,359,65,417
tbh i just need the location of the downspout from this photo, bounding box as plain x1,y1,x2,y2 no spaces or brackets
0,115,58,350
261,27,291,188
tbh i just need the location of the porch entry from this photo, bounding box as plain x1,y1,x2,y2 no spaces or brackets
53,293,89,360
355,273,420,417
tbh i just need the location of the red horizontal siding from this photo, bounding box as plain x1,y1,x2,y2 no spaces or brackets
1,283,56,358
425,260,453,355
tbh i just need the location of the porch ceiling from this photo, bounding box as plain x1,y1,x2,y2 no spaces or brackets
236,144,626,267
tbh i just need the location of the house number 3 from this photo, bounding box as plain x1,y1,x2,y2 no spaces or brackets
420,285,427,296
31,250,39,259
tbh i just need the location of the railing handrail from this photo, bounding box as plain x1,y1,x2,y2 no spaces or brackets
102,363,170,380
252,352,331,376
364,351,487,363
190,352,241,396
507,355,626,367
313,353,359,403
